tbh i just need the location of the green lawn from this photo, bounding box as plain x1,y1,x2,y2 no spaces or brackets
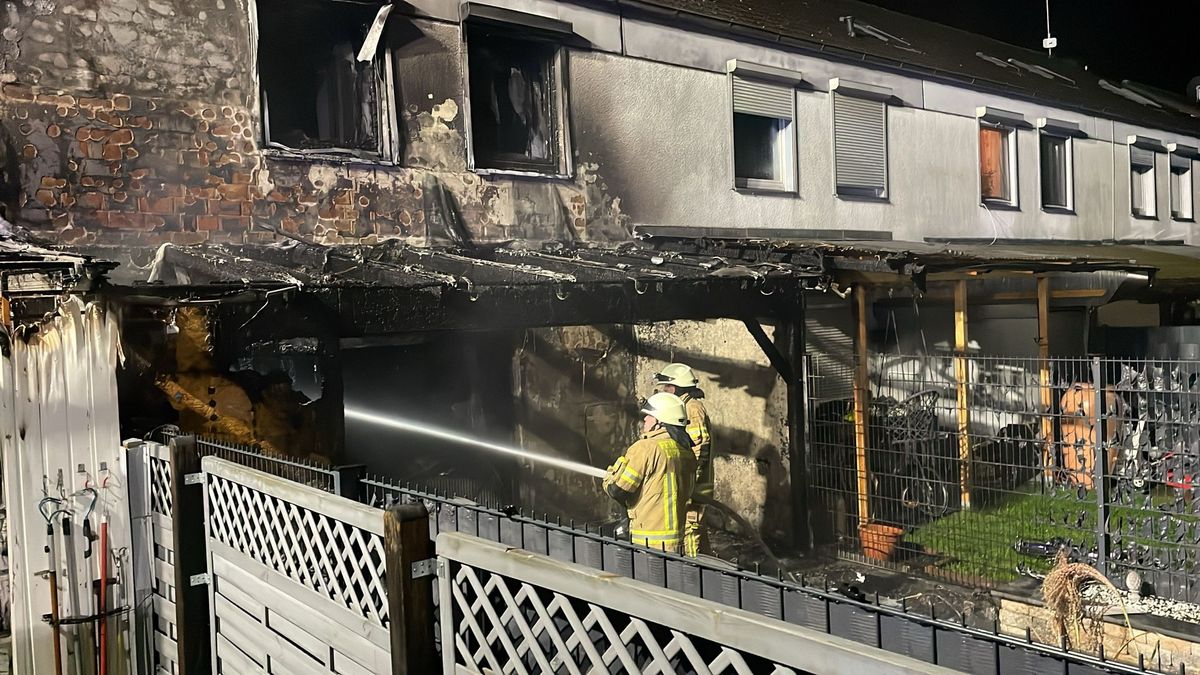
904,486,1197,583
905,488,1096,582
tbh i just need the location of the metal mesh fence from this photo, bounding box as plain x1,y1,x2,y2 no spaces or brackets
809,352,1200,603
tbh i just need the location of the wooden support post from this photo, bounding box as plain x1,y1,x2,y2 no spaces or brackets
384,503,436,674
169,435,211,675
1037,276,1055,481
954,280,973,510
852,287,871,526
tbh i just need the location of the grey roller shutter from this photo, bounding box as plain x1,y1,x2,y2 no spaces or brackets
833,93,887,193
1171,153,1191,172
732,77,793,119
1130,144,1156,170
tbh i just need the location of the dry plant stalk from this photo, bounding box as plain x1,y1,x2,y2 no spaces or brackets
1041,550,1139,657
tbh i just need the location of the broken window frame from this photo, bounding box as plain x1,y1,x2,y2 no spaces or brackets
251,0,400,164
461,7,574,178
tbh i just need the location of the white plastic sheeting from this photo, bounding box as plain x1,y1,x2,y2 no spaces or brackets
0,297,127,674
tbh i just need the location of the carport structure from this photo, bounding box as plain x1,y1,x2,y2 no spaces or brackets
97,237,826,543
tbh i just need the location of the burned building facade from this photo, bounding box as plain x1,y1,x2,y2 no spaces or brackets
2,0,1197,249
2,0,1200,546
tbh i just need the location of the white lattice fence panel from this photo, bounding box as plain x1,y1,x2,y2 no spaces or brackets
206,473,389,627
142,443,179,674
446,562,798,675
149,454,173,518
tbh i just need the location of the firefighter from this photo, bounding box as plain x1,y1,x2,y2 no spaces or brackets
652,362,712,557
602,392,696,554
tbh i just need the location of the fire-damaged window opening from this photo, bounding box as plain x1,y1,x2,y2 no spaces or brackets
464,11,572,176
256,0,396,159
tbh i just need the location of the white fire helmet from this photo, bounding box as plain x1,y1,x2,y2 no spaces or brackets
653,362,699,388
640,392,689,427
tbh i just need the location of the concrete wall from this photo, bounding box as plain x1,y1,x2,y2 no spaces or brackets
1,0,1196,245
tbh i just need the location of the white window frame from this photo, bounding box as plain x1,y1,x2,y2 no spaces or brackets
726,60,802,194
975,107,1025,210
978,124,1019,207
1127,136,1162,219
1169,143,1197,222
1037,132,1074,212
461,4,575,179
1035,118,1083,213
829,78,891,201
251,0,400,164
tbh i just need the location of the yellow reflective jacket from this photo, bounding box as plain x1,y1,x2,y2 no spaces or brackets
682,394,713,499
603,427,696,552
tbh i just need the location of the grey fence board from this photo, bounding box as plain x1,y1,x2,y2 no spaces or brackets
201,458,391,674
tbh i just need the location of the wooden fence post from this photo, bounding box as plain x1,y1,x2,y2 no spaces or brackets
170,435,211,675
954,279,973,510
384,503,436,674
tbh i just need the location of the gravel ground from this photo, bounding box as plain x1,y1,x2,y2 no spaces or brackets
1083,584,1200,625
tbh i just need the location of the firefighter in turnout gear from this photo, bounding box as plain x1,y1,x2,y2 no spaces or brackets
602,393,697,553
653,363,713,557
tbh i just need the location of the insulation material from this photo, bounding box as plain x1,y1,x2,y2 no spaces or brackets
0,297,127,674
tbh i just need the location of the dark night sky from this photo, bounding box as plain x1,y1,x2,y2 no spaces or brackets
860,0,1200,95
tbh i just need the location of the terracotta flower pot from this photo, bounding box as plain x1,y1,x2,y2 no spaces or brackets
859,522,905,562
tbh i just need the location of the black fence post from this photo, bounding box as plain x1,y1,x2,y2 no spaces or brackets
1091,357,1110,578
333,463,367,501
788,310,811,550
169,435,212,675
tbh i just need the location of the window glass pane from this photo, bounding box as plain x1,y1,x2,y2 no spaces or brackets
734,113,782,182
979,127,1010,201
1040,134,1068,208
1170,172,1181,216
258,0,381,151
1131,166,1145,213
1172,165,1193,219
468,27,559,172
1131,153,1155,217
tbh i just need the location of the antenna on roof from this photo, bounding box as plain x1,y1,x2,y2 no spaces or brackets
1042,0,1057,56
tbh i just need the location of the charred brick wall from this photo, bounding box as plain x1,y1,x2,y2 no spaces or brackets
0,0,629,245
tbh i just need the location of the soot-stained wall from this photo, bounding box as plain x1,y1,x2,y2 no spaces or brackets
0,1,629,245
514,325,639,524
635,319,792,546
513,320,795,546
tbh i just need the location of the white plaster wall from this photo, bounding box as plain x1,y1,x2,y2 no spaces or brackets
571,51,1189,242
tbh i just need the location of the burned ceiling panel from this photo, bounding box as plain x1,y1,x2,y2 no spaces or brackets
97,239,823,333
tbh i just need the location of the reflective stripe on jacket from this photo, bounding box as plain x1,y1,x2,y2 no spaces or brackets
682,394,713,499
602,427,696,550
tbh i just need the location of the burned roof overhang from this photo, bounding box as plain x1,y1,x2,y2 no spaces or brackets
638,228,1157,281
0,236,114,322
98,241,824,333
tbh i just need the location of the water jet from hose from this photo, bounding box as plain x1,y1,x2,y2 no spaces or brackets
345,407,607,478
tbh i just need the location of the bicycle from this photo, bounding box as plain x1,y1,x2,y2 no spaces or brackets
869,389,951,521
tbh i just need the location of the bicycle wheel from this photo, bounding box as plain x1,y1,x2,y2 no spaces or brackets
900,462,950,519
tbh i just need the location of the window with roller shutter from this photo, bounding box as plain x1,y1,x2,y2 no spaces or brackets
730,75,796,192
832,92,887,199
1169,152,1194,221
1129,143,1158,218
